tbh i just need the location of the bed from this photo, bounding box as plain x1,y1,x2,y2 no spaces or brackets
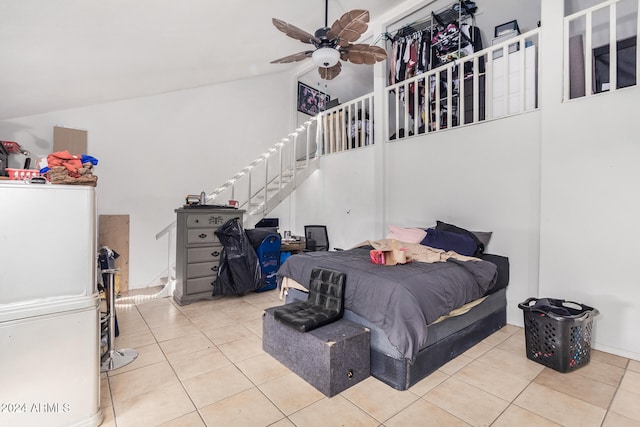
276,236,509,391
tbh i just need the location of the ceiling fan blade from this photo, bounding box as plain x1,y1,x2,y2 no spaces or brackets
343,44,387,65
270,51,313,64
327,10,370,45
272,18,321,45
318,62,342,80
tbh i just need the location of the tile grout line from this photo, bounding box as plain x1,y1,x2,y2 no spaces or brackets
599,360,632,427
112,295,270,425
169,295,291,426
223,295,297,426
108,290,637,427
136,299,209,426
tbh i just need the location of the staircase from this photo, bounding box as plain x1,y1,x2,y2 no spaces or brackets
154,117,322,290
204,118,321,228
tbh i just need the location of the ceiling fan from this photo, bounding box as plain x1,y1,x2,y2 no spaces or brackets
270,0,387,80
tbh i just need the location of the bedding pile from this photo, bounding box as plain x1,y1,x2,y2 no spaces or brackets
277,240,498,360
359,239,479,263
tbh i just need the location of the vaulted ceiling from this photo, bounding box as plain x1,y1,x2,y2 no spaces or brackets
0,0,398,120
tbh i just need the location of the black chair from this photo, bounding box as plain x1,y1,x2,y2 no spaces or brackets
304,225,329,251
273,268,345,332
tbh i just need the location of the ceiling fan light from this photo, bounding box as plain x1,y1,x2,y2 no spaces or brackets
312,47,340,68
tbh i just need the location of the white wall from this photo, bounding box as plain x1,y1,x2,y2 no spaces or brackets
288,147,378,250
539,89,640,361
384,113,542,325
539,0,640,361
0,72,294,288
292,112,542,328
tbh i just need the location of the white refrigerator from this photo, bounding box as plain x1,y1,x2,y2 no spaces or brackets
0,181,102,427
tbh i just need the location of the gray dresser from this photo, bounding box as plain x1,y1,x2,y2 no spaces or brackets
174,207,244,305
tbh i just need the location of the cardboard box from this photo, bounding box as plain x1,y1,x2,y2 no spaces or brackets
53,126,87,154
370,240,412,265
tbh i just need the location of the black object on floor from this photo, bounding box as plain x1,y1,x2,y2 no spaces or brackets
213,218,263,296
519,297,598,373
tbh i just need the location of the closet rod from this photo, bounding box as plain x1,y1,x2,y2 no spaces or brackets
392,17,433,40
390,1,476,40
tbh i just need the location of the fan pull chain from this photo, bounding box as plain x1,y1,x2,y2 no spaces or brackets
317,82,329,112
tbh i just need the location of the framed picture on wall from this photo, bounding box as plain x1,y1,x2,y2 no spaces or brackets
297,82,330,115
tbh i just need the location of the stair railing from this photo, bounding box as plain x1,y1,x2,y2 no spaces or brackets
154,117,322,288
205,116,320,219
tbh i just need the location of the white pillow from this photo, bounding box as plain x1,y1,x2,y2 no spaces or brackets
386,225,427,244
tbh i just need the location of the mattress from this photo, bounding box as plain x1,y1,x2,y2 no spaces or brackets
277,246,500,359
285,287,507,390
278,247,510,389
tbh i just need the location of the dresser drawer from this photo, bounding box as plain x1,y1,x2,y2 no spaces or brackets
186,276,216,295
186,212,238,229
187,246,222,263
187,261,220,279
187,229,221,245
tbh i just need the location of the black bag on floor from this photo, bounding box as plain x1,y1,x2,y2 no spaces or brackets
212,218,263,296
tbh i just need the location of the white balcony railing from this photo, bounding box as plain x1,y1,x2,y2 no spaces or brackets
564,0,639,100
386,28,540,141
319,92,375,155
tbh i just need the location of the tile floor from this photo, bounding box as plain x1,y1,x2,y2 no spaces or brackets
99,287,640,427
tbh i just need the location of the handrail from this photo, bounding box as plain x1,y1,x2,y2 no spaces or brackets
155,220,175,241
206,118,320,214
386,28,541,141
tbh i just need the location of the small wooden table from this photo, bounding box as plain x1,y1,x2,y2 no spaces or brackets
281,239,306,254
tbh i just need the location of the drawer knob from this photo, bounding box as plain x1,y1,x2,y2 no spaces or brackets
198,233,207,239
211,266,219,272
195,219,199,223
211,251,220,257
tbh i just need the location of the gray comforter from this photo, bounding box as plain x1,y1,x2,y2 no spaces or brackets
277,247,498,359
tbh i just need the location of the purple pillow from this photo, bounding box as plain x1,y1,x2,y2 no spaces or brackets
421,228,477,256
435,220,484,256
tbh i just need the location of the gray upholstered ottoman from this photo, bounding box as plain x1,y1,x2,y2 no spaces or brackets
263,306,370,397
